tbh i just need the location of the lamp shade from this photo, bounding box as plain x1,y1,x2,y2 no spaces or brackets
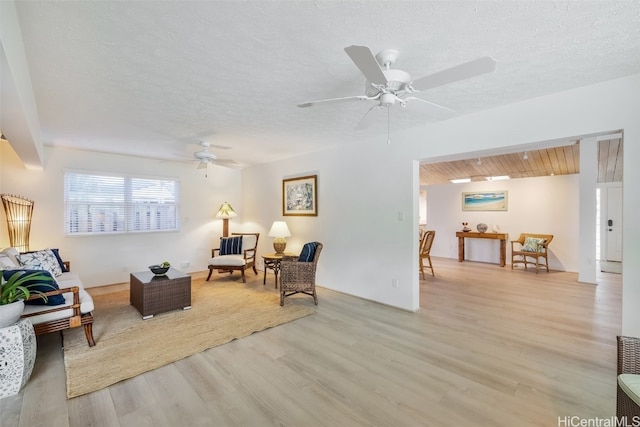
216,202,237,219
268,221,291,238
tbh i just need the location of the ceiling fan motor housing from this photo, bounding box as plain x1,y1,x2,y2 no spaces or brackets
365,69,411,97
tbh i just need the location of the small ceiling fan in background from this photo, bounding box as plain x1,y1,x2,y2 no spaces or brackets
298,45,496,141
190,142,238,177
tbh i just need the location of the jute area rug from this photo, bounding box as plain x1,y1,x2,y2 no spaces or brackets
62,273,316,399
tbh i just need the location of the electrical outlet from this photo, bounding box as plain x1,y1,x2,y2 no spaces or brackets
391,279,399,288
181,261,190,268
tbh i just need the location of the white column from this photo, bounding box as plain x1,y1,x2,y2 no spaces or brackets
578,137,598,284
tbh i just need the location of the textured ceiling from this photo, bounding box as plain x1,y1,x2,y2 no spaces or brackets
11,1,640,168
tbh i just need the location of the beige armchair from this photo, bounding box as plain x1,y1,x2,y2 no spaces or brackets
207,233,259,283
511,233,553,273
280,242,322,306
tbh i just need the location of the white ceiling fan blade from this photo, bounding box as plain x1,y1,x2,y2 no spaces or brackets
411,56,497,92
298,95,376,108
355,105,384,130
344,45,388,85
405,97,457,120
215,159,239,166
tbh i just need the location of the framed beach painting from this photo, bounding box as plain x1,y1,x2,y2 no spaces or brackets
462,191,508,211
283,175,317,216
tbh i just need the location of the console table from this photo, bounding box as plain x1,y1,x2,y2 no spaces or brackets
456,231,509,267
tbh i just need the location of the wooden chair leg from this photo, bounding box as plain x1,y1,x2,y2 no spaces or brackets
84,323,96,347
241,269,246,283
206,267,213,281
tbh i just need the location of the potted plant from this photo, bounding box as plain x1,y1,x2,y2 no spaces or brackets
0,271,55,328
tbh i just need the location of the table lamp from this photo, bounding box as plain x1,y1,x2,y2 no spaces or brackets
268,221,291,254
216,202,237,237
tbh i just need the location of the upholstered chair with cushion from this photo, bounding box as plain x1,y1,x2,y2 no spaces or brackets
510,233,553,273
280,242,323,306
207,233,259,283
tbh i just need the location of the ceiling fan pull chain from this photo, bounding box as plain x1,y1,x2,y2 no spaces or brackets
387,107,391,145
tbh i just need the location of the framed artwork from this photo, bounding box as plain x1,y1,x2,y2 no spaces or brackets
462,191,508,211
283,175,317,216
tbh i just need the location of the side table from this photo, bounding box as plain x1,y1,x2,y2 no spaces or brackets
130,268,192,319
0,318,36,399
262,253,295,288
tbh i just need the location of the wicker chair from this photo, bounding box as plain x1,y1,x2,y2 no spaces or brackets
419,230,435,278
617,336,640,419
280,242,322,306
511,233,553,273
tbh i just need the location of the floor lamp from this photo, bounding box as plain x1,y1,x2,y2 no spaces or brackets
216,202,237,237
1,194,34,252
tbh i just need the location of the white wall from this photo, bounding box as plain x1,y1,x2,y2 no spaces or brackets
426,174,579,270
0,143,242,287
242,74,640,333
3,74,639,334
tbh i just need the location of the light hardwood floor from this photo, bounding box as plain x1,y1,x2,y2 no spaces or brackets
1,258,621,426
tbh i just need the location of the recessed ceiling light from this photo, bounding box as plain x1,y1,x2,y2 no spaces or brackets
486,175,510,181
450,178,471,184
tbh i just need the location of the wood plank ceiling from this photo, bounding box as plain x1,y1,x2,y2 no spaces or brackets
419,138,623,186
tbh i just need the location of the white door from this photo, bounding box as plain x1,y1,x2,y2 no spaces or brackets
605,186,623,262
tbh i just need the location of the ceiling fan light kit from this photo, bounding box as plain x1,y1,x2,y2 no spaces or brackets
297,45,497,135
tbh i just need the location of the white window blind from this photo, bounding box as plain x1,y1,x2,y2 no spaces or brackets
64,171,180,235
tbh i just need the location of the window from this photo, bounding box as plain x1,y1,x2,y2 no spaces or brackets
64,171,180,235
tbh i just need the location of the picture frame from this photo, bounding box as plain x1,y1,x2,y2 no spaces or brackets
283,175,317,216
462,191,508,211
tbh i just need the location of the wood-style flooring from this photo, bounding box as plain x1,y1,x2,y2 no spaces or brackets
1,258,621,426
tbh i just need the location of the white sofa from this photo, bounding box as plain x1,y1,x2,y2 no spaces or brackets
0,247,96,347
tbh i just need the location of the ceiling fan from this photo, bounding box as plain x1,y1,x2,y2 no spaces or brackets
298,45,496,133
191,142,238,175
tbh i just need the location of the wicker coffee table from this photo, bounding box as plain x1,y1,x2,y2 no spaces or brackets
130,268,191,319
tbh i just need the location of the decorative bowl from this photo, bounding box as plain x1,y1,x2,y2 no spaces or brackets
149,265,169,275
477,223,488,233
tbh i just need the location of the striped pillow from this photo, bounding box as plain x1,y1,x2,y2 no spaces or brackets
219,236,243,255
298,242,318,262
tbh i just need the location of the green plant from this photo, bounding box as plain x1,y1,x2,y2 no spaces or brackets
0,271,55,305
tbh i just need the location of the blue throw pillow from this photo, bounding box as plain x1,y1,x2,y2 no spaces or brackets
219,236,243,255
50,248,69,272
298,242,318,262
2,269,65,306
